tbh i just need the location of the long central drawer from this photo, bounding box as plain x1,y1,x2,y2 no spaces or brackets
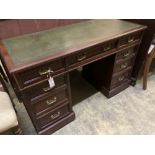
66,39,118,69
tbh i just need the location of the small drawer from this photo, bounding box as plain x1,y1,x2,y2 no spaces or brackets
116,47,135,61
31,87,69,116
15,58,65,89
66,40,117,68
66,46,101,67
114,58,134,73
102,40,117,52
111,68,132,88
118,32,142,47
23,74,67,101
36,103,70,129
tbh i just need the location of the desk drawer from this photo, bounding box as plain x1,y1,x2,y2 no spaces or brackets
66,40,117,68
111,68,132,88
23,74,67,101
114,57,134,73
31,87,69,116
15,58,65,89
115,47,135,61
118,32,142,47
36,103,70,129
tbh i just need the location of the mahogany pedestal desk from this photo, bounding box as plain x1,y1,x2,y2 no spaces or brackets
0,20,146,134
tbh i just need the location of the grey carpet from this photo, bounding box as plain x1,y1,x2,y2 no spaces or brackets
13,68,155,135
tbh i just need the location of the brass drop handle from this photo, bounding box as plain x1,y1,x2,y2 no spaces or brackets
118,76,124,81
51,111,61,120
39,68,54,76
46,97,57,105
77,53,87,61
123,51,129,57
128,36,134,43
104,45,111,51
120,63,128,69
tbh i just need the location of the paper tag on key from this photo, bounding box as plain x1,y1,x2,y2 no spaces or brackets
48,76,55,88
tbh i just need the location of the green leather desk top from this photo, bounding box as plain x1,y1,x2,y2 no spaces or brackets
2,19,142,65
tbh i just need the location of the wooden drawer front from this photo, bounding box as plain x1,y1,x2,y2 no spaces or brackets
116,47,135,61
102,40,117,52
66,40,117,68
15,58,65,89
36,103,70,129
23,75,67,102
118,32,142,47
114,58,134,73
32,87,69,116
111,68,132,88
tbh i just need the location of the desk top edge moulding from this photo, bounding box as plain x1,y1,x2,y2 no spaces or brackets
0,19,146,72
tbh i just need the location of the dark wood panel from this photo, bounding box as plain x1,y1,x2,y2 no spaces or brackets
0,19,87,39
36,19,59,31
58,19,88,26
17,19,39,35
0,20,20,39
